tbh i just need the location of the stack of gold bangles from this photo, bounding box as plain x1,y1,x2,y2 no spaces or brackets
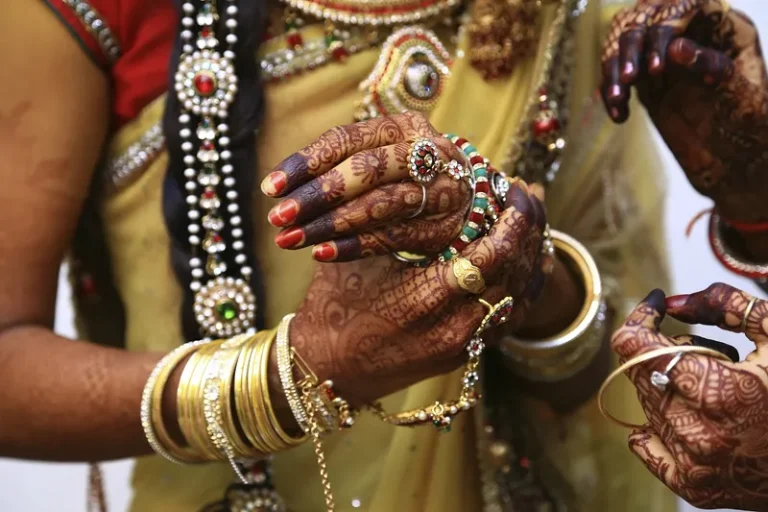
141,318,356,508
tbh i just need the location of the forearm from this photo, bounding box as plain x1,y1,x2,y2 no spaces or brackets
0,326,161,462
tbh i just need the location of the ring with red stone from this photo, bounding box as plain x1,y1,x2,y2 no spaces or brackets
408,138,443,184
475,296,515,336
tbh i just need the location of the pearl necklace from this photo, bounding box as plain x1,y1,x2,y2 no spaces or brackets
176,0,257,339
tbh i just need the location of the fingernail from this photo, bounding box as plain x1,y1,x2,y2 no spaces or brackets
622,61,635,78
674,40,697,64
610,107,621,119
649,52,662,71
665,294,690,311
275,227,305,249
643,288,667,314
261,172,287,196
312,243,337,262
268,200,298,227
609,84,622,99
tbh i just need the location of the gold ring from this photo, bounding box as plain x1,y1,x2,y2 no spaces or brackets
452,256,486,295
598,345,733,429
741,297,758,332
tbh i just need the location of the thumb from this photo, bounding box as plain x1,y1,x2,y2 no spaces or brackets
666,283,767,343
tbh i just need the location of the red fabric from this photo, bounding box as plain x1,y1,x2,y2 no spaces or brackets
46,0,175,127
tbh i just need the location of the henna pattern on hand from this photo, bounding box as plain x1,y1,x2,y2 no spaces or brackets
613,284,768,509
290,202,544,406
351,146,389,185
602,2,768,226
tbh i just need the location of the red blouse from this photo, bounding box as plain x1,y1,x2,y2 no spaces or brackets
44,0,176,128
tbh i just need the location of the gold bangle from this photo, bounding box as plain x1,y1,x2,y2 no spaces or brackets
202,334,251,477
500,230,605,381
181,342,223,461
220,336,257,458
276,313,310,432
233,333,267,452
141,340,209,464
260,330,306,448
598,345,732,429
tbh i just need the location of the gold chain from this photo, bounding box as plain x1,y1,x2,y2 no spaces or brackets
301,379,335,511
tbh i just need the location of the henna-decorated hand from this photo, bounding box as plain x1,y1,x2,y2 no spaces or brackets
287,186,545,405
610,285,768,510
601,1,768,223
260,111,472,262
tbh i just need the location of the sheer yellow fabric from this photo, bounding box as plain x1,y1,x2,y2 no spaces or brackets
95,1,675,510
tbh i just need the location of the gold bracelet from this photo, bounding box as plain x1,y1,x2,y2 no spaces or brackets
140,340,209,464
247,330,305,453
233,333,267,452
220,336,257,458
276,313,310,432
500,230,605,382
181,342,223,461
260,330,306,448
202,334,252,481
598,345,732,429
371,296,514,430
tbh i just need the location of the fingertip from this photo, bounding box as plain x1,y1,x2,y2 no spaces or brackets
312,242,338,262
261,171,287,197
274,226,305,249
620,61,637,84
642,288,667,316
665,293,690,313
648,51,664,75
267,200,299,228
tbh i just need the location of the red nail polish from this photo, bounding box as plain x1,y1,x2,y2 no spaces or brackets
609,84,622,99
649,52,662,71
666,294,690,310
275,227,305,249
313,243,337,262
261,172,287,196
268,200,298,227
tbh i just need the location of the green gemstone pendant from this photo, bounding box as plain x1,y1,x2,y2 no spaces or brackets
216,300,239,321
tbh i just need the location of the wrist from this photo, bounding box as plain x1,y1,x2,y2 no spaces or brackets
516,254,584,339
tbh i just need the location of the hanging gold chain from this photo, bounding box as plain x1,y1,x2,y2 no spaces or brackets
301,379,335,512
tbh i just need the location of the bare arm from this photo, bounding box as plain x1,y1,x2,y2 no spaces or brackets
0,1,164,462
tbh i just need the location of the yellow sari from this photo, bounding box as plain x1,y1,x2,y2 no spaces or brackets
82,0,675,510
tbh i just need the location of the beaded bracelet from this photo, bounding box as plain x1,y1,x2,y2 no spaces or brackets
439,134,493,261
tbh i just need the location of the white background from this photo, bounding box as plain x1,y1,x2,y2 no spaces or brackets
1,1,766,510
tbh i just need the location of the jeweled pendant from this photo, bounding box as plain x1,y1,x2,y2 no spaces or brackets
356,27,451,121
193,277,257,338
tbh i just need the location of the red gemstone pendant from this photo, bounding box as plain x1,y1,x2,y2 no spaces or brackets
193,71,217,97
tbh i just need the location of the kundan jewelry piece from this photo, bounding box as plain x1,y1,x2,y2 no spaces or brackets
356,27,451,120
176,0,257,340
408,138,443,184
